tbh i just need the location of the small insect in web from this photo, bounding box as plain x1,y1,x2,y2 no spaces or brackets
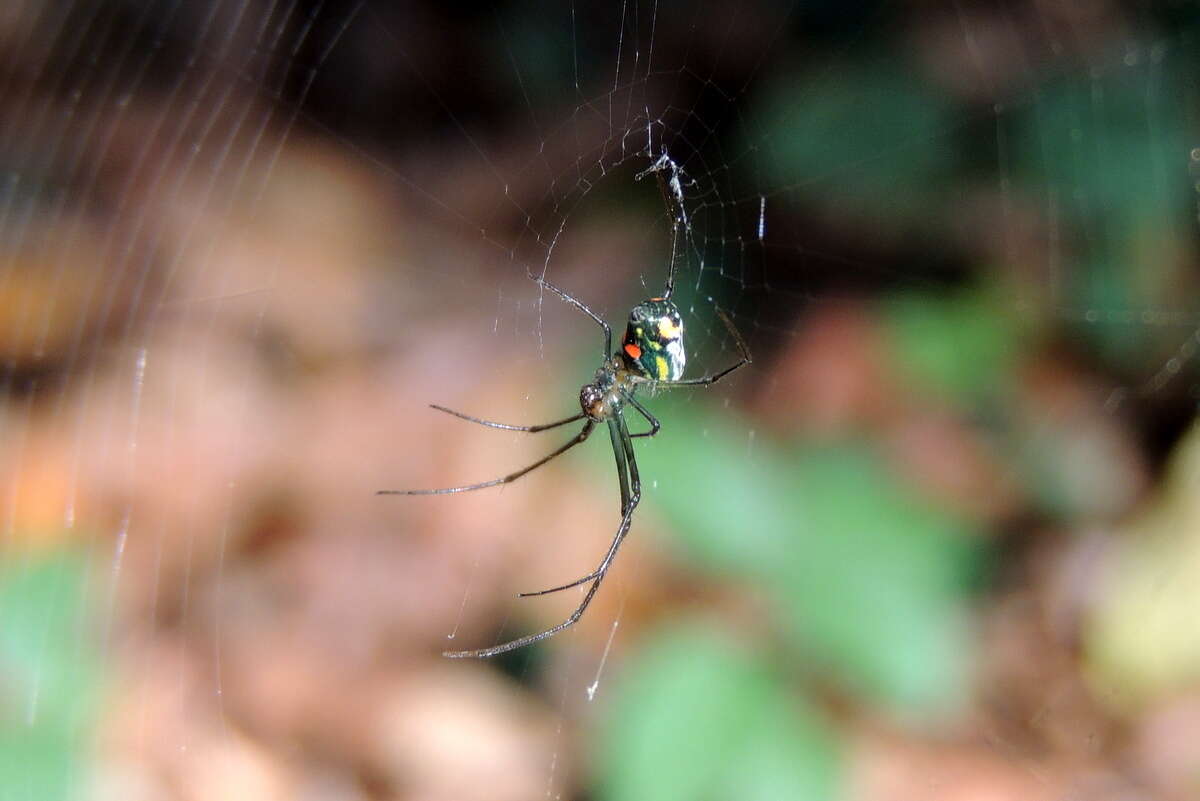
379,157,751,658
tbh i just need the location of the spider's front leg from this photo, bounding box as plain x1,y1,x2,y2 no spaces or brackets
529,273,613,358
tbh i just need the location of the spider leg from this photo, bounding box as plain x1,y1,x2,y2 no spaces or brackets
654,166,681,300
624,393,661,439
378,420,594,495
611,413,634,514
517,571,600,597
642,307,752,388
517,397,655,597
636,154,689,300
444,415,640,658
530,274,612,357
430,404,586,433
516,413,634,597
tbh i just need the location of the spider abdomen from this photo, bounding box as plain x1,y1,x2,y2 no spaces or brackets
620,297,686,380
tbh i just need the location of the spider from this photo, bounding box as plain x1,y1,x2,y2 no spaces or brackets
380,160,751,659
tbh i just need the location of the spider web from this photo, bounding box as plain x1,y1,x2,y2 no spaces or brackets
2,1,1199,799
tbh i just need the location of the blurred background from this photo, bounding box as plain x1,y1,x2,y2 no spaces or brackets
3,0,1200,799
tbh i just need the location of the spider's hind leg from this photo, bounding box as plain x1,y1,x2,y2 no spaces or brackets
518,570,601,598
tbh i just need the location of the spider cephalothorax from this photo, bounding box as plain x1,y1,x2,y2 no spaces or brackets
579,370,620,422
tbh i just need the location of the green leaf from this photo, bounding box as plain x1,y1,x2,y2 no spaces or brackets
882,289,1022,404
1010,49,1195,367
635,404,977,713
597,623,838,801
0,550,100,801
1014,61,1190,228
750,55,958,227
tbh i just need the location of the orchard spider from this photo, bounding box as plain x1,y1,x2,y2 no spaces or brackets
380,156,751,658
